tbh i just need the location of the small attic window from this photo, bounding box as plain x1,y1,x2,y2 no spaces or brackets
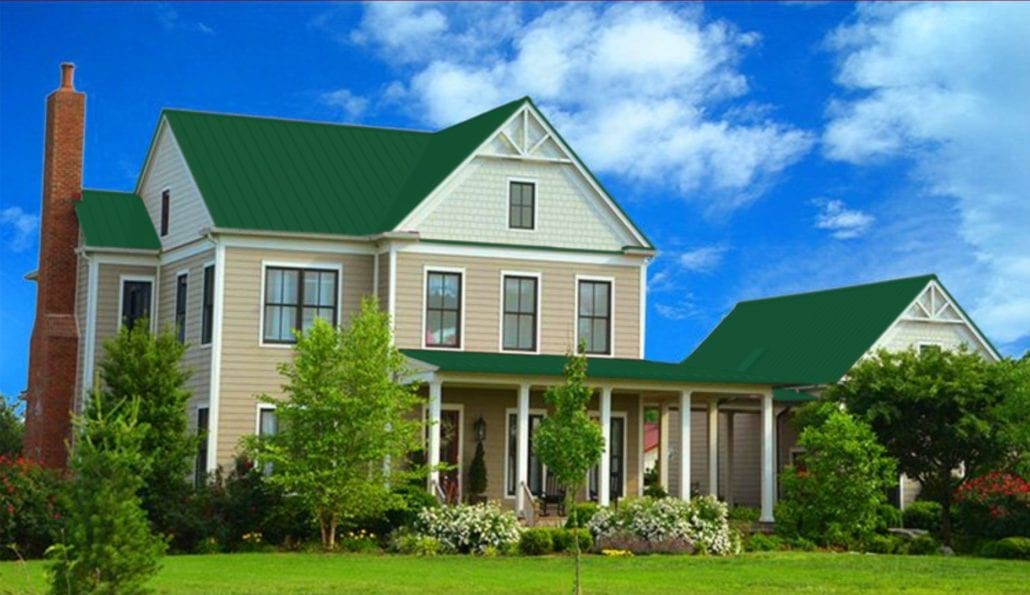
508,181,535,230
160,189,170,237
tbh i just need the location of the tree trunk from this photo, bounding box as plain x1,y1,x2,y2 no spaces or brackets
328,513,338,550
939,468,953,546
569,491,581,595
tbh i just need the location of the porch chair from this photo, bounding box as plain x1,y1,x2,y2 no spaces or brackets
540,476,566,517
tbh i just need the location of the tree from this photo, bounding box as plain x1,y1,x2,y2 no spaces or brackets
828,346,1017,543
777,409,897,547
467,440,488,502
534,349,604,595
244,297,424,549
0,396,23,457
98,320,195,539
48,392,165,594
993,354,1030,478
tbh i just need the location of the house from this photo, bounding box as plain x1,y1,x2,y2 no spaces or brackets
22,64,998,524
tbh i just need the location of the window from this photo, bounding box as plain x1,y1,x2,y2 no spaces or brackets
262,267,338,344
175,273,188,344
506,412,545,497
589,416,625,502
577,280,612,355
424,271,462,348
258,407,278,475
502,275,537,351
509,181,535,230
918,343,942,354
201,265,214,345
160,189,170,237
120,279,152,330
194,407,209,486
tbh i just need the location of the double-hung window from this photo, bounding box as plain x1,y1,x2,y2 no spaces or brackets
201,265,214,345
508,181,535,230
502,275,538,351
160,189,170,237
120,279,152,330
175,273,188,343
262,267,338,344
577,279,612,355
424,271,462,348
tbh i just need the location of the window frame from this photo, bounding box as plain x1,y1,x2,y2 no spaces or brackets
175,270,189,344
587,410,629,502
201,263,215,346
506,178,537,231
504,407,549,499
160,188,170,237
117,274,155,332
498,271,541,353
575,276,615,356
421,266,465,350
258,262,342,347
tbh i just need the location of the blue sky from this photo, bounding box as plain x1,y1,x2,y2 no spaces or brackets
2,2,1028,403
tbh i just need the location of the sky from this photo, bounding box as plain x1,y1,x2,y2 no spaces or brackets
2,2,1029,403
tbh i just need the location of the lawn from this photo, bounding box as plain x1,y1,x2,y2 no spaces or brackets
2,551,1027,594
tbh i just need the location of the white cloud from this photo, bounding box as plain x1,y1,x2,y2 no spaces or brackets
320,89,369,120
813,198,874,239
348,2,813,212
823,3,1030,345
655,299,702,322
677,246,728,273
0,206,38,252
156,4,214,35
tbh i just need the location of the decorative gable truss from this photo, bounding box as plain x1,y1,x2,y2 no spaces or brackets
481,107,571,163
902,282,963,323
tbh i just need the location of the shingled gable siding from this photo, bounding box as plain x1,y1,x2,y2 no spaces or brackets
413,157,637,252
213,246,374,465
392,251,642,358
138,123,213,250
158,248,214,420
872,318,991,359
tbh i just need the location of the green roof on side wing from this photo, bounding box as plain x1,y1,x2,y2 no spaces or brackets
157,97,652,247
682,275,943,386
75,190,160,250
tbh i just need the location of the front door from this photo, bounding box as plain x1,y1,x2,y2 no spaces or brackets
438,409,461,504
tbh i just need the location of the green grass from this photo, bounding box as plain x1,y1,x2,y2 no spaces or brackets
2,552,1027,594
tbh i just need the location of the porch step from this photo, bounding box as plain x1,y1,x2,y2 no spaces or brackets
521,516,568,528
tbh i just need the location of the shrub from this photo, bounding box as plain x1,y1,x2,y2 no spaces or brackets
356,484,439,540
0,455,63,560
565,503,599,529
338,529,380,553
954,472,1030,540
519,528,554,556
467,441,487,501
728,506,761,523
551,528,592,553
412,503,521,554
588,496,736,555
864,534,905,554
193,536,221,555
392,532,442,556
745,534,782,552
907,534,940,556
776,410,897,547
903,501,943,534
980,537,1030,560
876,504,903,532
786,536,817,551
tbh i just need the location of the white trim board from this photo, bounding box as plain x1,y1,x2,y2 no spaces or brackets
116,274,157,332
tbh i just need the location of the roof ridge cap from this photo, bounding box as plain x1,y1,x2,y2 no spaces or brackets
162,107,434,135
737,274,937,305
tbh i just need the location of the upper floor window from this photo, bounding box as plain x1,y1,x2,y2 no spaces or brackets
425,271,462,348
201,265,214,345
508,181,535,230
160,189,170,237
577,279,612,355
263,267,339,344
502,275,538,352
120,278,152,330
175,273,188,344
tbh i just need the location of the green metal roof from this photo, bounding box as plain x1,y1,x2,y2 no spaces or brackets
773,388,819,403
402,349,777,386
155,97,651,246
682,275,938,386
75,190,160,250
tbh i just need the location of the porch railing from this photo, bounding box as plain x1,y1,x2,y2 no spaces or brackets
520,481,536,527
431,479,447,505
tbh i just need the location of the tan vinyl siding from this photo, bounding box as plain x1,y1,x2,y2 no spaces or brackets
94,262,158,364
214,246,375,465
139,123,213,250
159,248,215,413
393,252,642,358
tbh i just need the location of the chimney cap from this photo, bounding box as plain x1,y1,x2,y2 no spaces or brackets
60,63,75,90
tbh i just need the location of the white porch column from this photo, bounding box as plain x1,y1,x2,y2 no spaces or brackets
599,386,612,506
427,380,442,492
760,391,775,523
707,399,719,497
516,383,530,514
679,390,692,500
658,402,670,489
725,412,735,508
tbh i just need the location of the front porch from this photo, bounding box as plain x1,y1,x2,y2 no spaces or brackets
405,349,792,524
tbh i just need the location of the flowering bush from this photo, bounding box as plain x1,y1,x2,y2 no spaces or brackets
954,472,1030,539
588,496,737,555
412,502,521,554
0,455,63,559
338,528,379,553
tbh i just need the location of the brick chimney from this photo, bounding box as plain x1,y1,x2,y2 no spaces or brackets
23,63,86,468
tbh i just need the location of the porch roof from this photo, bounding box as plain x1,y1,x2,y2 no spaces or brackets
401,349,787,388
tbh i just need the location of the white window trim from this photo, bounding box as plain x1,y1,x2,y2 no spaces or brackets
200,261,215,348
117,274,157,332
175,269,190,341
420,265,467,351
574,275,616,358
498,270,542,354
588,409,629,501
255,402,278,435
505,176,539,232
258,260,344,349
503,406,548,499
159,185,171,239
421,402,465,501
